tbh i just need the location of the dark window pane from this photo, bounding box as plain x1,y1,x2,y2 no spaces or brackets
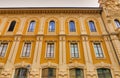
8,21,16,31
70,68,84,78
42,68,56,78
97,68,112,78
14,68,28,78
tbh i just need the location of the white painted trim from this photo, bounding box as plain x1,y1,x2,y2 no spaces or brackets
69,41,80,59
0,42,9,58
87,20,99,35
92,42,106,59
47,20,56,35
68,20,78,35
26,20,36,34
45,41,56,59
20,41,32,58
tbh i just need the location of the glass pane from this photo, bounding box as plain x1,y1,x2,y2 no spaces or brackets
49,21,55,32
97,68,112,78
69,21,76,32
89,21,96,32
28,21,35,32
14,68,28,78
70,69,75,78
8,21,16,31
115,20,120,27
0,43,8,57
22,44,27,57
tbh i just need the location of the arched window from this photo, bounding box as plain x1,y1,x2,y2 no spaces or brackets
70,68,84,78
42,68,56,78
14,68,28,78
8,20,16,31
49,21,55,32
114,19,120,28
69,21,76,32
88,21,96,32
28,20,36,32
97,68,112,78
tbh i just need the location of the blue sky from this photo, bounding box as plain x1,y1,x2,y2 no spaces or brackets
0,0,99,7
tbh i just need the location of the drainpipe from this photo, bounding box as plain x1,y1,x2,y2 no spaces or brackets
100,11,120,65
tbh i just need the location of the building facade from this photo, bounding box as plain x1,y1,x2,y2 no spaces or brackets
0,0,120,78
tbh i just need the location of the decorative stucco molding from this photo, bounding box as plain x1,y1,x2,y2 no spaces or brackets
14,61,31,68
67,62,85,69
94,62,111,69
41,62,58,68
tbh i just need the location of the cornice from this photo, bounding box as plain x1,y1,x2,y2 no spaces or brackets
0,7,102,14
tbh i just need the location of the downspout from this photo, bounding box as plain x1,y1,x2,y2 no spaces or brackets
100,10,120,65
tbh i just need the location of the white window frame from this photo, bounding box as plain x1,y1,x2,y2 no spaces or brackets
93,42,105,58
68,20,77,35
69,21,76,32
0,42,8,57
69,68,84,78
87,20,99,35
45,42,56,58
47,20,56,35
48,21,55,32
28,20,36,32
21,42,32,58
69,42,80,58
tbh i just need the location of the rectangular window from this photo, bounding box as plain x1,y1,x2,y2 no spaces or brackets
97,68,112,78
0,43,8,57
46,43,54,58
42,68,56,78
70,68,84,78
22,42,31,57
14,68,28,78
93,43,104,58
70,43,79,58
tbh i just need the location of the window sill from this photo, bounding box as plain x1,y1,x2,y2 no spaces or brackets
5,32,14,35
96,57,106,59
47,32,56,35
45,57,55,60
26,32,34,35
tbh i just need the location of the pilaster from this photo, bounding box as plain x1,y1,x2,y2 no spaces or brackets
58,36,67,78
59,16,65,34
30,36,43,78
79,17,87,35
1,36,21,78
38,16,45,35
110,35,120,63
82,35,96,78
0,17,7,35
98,16,107,35
16,17,26,35
103,35,120,78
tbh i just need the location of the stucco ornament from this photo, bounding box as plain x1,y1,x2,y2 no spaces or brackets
100,0,120,17
104,0,119,10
